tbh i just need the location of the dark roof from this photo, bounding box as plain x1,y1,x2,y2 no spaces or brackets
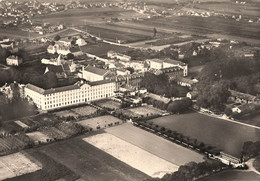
163,58,186,66
44,84,80,95
69,46,81,53
88,79,114,86
26,84,45,94
47,65,64,73
26,83,80,95
84,65,109,76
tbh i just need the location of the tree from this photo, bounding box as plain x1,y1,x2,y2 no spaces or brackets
67,53,74,60
153,27,157,37
54,35,61,41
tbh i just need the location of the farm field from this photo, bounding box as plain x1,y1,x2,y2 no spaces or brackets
135,16,260,45
80,42,132,57
198,170,260,181
84,133,179,178
148,111,260,157
106,123,204,166
6,150,79,181
0,152,42,180
116,105,165,118
78,115,123,130
37,133,149,181
95,99,122,110
26,131,50,144
241,112,260,127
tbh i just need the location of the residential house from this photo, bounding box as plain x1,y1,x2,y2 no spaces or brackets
41,54,62,66
107,51,131,61
116,68,130,76
6,55,22,66
229,89,260,104
175,77,198,88
76,38,87,46
69,46,83,56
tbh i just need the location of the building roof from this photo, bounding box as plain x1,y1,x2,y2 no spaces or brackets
26,84,45,94
148,93,171,104
163,58,186,66
47,65,63,73
229,89,259,102
69,46,81,53
88,79,114,86
149,59,164,64
84,65,110,76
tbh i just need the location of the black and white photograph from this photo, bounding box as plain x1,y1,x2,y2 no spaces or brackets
0,0,259,180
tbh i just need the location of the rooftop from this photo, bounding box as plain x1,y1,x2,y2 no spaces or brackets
163,58,186,66
84,65,110,76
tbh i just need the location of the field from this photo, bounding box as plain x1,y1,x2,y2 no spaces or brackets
116,105,166,118
78,115,123,130
198,170,260,181
95,99,122,110
84,133,179,178
0,152,42,180
36,133,149,181
148,111,260,157
135,15,260,45
26,131,51,144
54,105,98,118
106,123,204,166
80,42,132,57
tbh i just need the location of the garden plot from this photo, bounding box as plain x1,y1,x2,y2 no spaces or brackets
83,133,178,178
78,115,122,130
96,99,121,110
71,106,97,117
26,131,50,143
0,152,42,180
40,127,68,140
14,120,29,129
54,110,78,118
118,105,165,118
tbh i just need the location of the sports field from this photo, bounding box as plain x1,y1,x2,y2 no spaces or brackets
84,133,179,178
0,152,42,180
148,111,260,157
106,123,204,166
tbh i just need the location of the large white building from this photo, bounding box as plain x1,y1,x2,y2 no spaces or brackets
148,58,188,76
24,80,116,110
82,65,111,82
6,55,23,66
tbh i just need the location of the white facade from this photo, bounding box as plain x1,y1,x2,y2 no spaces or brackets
6,56,22,66
25,80,116,110
76,38,87,46
149,59,163,70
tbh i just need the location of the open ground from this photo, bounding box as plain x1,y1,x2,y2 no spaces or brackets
106,123,204,166
36,132,149,181
148,111,260,157
84,133,179,178
0,152,42,180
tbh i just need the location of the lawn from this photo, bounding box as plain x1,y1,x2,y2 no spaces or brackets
198,170,260,181
148,111,260,157
71,105,97,117
253,156,260,172
0,152,42,180
95,99,122,110
117,105,166,118
84,133,179,178
80,42,132,57
106,123,204,166
78,115,123,130
37,133,149,181
26,132,50,144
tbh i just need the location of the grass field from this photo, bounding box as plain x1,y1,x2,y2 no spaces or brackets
148,111,260,157
80,42,132,57
253,156,260,172
78,115,123,130
71,106,97,117
198,170,260,181
84,133,179,178
106,123,204,166
0,152,42,180
117,105,165,118
37,133,149,181
95,99,122,110
26,131,50,144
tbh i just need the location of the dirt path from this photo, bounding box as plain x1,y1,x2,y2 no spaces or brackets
246,158,260,175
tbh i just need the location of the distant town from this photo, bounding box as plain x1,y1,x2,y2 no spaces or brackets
0,0,259,181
